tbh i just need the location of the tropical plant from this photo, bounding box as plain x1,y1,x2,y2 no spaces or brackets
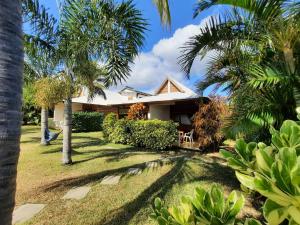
127,103,147,120
23,83,40,125
193,96,229,151
221,119,300,225
54,0,147,164
151,184,261,225
179,0,300,139
34,77,66,144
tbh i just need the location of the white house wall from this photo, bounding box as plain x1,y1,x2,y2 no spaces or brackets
148,104,170,120
53,102,83,123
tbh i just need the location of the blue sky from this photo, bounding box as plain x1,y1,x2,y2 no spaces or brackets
39,0,223,96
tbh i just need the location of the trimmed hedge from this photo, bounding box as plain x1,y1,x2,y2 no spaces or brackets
103,117,178,150
72,112,104,132
102,113,117,138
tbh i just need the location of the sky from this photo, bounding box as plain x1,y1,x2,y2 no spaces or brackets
39,0,224,96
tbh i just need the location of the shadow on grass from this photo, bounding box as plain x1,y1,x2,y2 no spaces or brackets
97,158,192,225
39,158,181,193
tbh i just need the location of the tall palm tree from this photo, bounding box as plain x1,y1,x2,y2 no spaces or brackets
57,0,147,164
0,1,23,225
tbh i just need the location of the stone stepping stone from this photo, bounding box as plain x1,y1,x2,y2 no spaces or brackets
62,186,91,200
127,168,142,175
146,161,159,168
101,175,121,185
12,203,45,224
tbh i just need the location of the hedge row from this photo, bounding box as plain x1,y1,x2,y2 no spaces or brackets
72,112,104,132
103,113,178,150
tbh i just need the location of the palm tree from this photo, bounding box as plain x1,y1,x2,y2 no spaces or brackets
56,0,147,164
179,0,300,138
0,1,23,224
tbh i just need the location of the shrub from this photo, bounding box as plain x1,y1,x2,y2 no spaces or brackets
151,184,261,225
72,112,103,132
221,119,300,225
103,113,117,138
109,119,133,144
105,117,178,150
127,103,147,120
131,120,178,150
194,96,229,151
23,84,40,125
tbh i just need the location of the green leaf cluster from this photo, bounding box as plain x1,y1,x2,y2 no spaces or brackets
151,185,261,225
221,120,300,225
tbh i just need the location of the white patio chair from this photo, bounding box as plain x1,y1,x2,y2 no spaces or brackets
183,129,194,144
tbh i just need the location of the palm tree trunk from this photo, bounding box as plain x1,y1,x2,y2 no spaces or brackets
40,107,48,145
62,96,72,164
0,0,23,224
283,47,295,74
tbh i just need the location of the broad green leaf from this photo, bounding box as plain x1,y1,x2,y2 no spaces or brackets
236,172,255,190
288,206,300,224
263,199,288,225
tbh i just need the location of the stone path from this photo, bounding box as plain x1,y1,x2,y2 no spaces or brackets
12,204,45,225
14,154,189,224
62,186,91,200
127,168,142,175
101,175,121,185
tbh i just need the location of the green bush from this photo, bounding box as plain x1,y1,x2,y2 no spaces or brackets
109,119,133,144
104,117,178,150
131,120,178,150
151,184,261,225
72,112,103,132
103,113,118,138
221,119,300,225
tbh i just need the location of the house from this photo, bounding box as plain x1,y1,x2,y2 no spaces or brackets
53,77,208,132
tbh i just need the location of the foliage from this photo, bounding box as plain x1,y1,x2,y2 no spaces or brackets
105,117,178,150
22,84,40,125
109,119,133,144
127,103,147,120
34,77,66,109
151,184,261,225
193,96,229,150
130,120,178,150
103,113,118,138
179,0,300,140
221,119,300,225
72,112,104,132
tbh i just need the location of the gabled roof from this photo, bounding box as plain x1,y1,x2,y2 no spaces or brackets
71,76,199,106
119,86,152,96
154,76,197,96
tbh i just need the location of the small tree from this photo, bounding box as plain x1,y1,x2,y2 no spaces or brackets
127,103,147,120
194,96,229,151
34,77,66,145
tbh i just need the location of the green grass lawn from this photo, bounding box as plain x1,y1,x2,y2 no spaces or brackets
17,126,260,225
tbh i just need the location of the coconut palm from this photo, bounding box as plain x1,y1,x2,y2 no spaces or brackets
180,0,300,138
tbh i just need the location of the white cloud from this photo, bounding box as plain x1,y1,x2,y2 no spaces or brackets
112,18,214,93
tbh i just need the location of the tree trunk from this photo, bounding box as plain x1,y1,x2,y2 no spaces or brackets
62,96,72,164
40,107,49,145
283,47,295,75
0,1,23,224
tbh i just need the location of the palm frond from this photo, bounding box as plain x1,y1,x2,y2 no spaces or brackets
194,0,284,21
152,0,171,26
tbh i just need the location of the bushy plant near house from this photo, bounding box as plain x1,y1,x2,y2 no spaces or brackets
104,116,178,150
131,120,178,150
103,113,117,138
221,119,300,225
127,103,147,120
72,112,103,132
109,119,133,144
23,84,40,125
151,184,261,225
